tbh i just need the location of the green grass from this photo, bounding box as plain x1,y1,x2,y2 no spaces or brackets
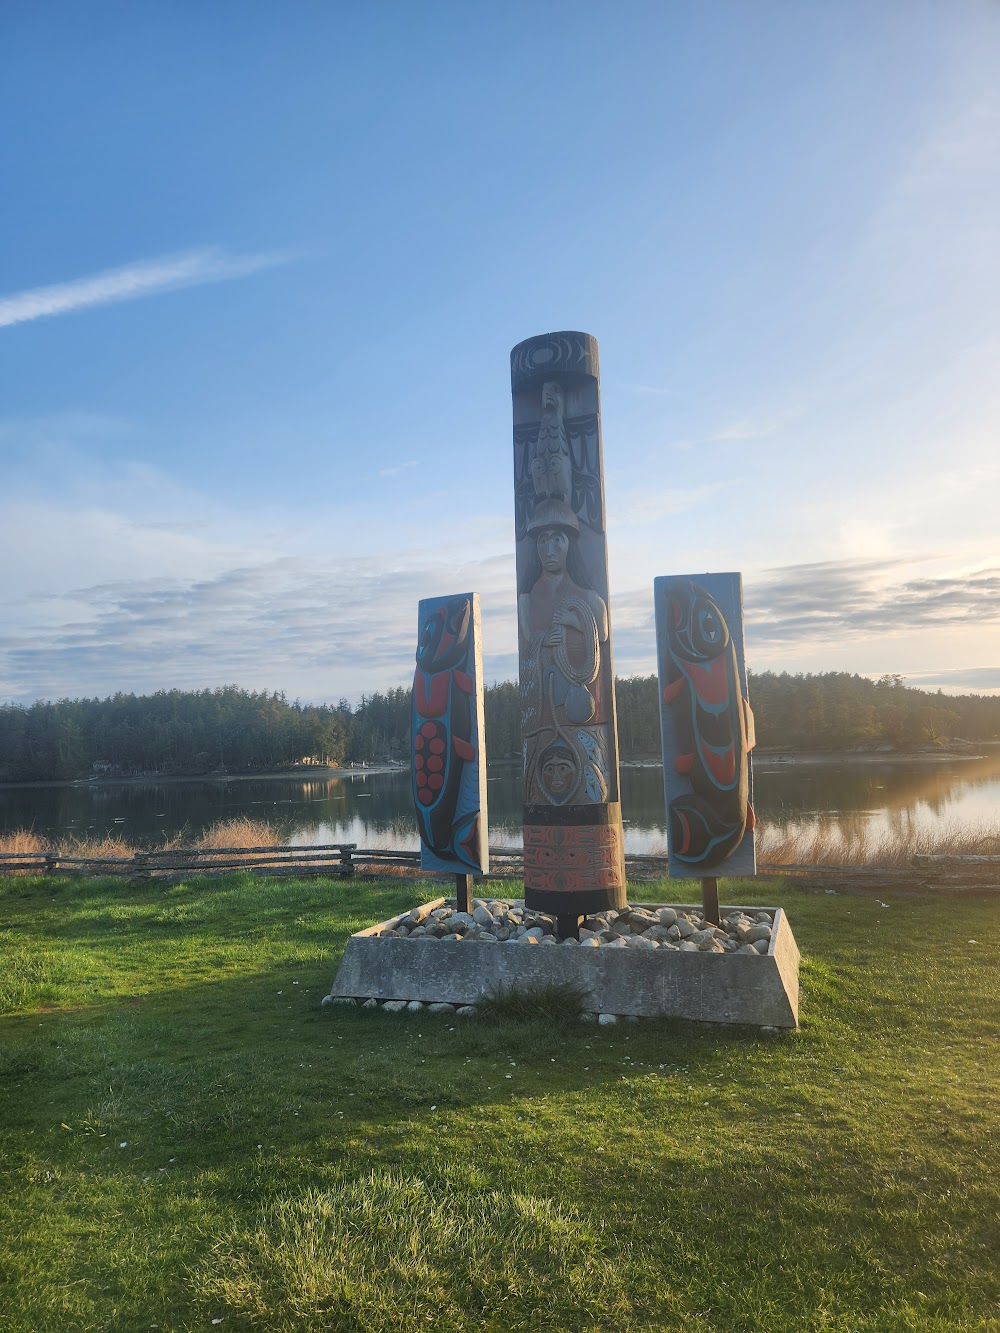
0,872,997,1332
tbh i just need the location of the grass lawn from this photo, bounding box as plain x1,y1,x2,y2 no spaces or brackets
0,872,997,1332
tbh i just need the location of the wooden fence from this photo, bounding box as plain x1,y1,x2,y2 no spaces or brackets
0,843,996,894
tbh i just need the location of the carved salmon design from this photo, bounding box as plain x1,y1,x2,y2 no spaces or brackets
411,595,483,871
661,579,755,869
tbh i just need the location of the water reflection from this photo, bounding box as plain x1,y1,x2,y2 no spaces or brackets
0,751,997,851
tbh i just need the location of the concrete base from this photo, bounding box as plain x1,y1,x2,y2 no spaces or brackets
326,900,800,1028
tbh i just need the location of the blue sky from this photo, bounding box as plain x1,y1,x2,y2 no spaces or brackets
1,1,998,705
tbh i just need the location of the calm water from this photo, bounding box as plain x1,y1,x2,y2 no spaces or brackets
2,751,999,853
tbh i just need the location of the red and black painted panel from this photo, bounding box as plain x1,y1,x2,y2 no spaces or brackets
654,573,757,877
412,592,489,876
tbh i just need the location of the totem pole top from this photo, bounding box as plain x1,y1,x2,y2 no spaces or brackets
510,331,600,391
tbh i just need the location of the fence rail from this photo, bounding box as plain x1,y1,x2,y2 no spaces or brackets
0,844,997,894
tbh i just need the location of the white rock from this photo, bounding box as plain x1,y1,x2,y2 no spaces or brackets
362,998,380,1008
406,1000,424,1012
456,1005,478,1018
428,1002,456,1014
597,1013,618,1026
382,1000,408,1012
579,937,600,947
678,940,699,952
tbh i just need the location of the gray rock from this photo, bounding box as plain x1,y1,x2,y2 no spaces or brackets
456,1005,478,1018
755,911,774,924
382,999,408,1012
746,924,772,945
579,937,600,947
326,996,356,1006
736,943,759,955
688,929,717,947
656,907,678,927
666,924,682,941
597,1012,618,1026
676,918,696,939
524,926,544,940
472,905,494,926
519,934,539,945
579,1011,597,1023
752,938,769,954
362,997,380,1008
428,1002,456,1014
700,939,725,953
406,1000,424,1012
678,940,699,952
478,932,498,943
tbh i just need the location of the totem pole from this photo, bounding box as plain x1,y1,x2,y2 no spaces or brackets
411,592,489,912
510,332,627,933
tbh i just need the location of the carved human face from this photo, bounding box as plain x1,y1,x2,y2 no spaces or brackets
536,526,569,574
541,750,576,795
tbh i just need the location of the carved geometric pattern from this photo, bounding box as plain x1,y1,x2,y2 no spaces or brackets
523,822,624,893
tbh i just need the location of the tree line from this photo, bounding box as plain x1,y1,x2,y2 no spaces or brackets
0,672,997,783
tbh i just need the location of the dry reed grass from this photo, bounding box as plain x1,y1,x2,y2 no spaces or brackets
2,814,999,877
756,817,1000,867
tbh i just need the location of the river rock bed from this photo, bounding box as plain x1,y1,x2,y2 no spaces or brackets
372,900,774,954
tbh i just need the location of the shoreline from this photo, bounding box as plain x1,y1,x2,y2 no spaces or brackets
0,748,990,793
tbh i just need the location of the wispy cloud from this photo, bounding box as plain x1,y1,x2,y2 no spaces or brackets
619,382,676,397
0,247,297,329
746,559,1000,646
372,460,417,479
709,414,785,442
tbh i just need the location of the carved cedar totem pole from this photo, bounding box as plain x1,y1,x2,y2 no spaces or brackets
511,332,627,925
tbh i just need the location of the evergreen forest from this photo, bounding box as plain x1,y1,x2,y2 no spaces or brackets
0,672,997,784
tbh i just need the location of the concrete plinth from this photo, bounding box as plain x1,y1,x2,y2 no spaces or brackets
326,900,800,1028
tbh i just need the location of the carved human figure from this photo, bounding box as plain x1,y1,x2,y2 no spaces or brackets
518,502,610,806
529,380,573,504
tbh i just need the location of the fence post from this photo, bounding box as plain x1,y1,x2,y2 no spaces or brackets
45,852,60,875
340,846,355,879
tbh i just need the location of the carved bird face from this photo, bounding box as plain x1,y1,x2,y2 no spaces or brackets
541,380,564,415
